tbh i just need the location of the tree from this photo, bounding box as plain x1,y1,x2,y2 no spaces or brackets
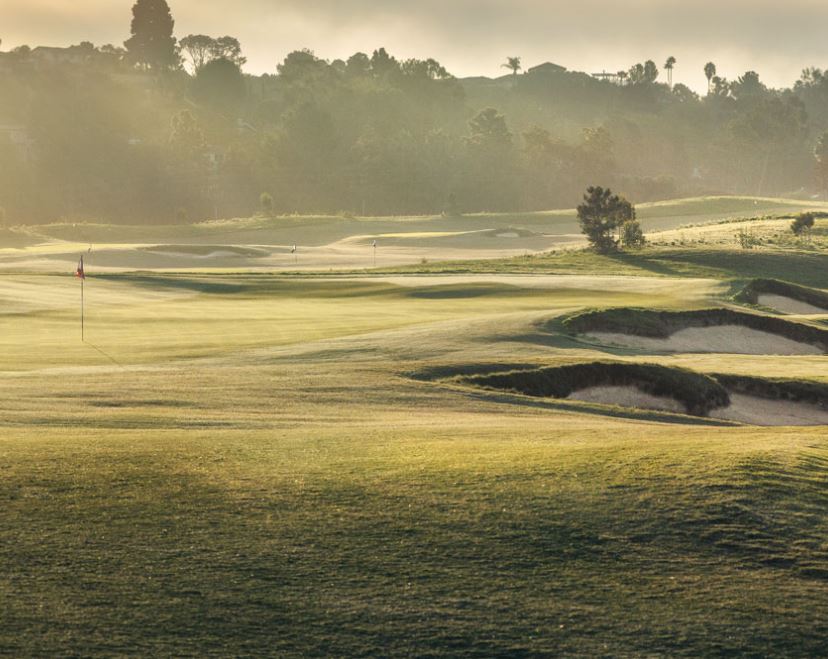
621,219,646,249
124,0,178,71
704,62,716,93
211,37,246,69
815,132,828,197
191,58,246,110
180,34,214,73
503,57,522,76
791,212,815,238
643,60,659,84
577,186,635,253
468,108,512,151
627,60,658,85
664,56,676,88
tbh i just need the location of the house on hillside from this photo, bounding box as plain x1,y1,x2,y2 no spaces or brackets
30,45,93,67
527,62,568,76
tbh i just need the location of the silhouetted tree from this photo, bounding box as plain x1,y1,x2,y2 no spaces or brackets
191,58,246,110
704,62,716,93
180,34,214,73
664,56,676,87
124,0,178,71
577,186,635,253
503,57,522,76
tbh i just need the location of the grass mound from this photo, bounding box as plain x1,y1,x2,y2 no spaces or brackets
463,362,730,416
714,374,828,408
563,307,828,350
735,278,828,311
140,244,269,258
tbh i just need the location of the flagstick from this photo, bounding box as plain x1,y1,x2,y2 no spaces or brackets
81,276,84,342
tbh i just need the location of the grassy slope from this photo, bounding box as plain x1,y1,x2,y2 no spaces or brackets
4,195,825,249
2,219,828,655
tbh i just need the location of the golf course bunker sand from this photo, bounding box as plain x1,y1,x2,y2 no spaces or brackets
711,394,828,426
757,294,827,316
461,362,729,417
564,307,828,355
566,385,686,413
736,278,828,315
589,325,822,355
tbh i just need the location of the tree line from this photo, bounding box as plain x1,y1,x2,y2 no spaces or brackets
2,0,828,225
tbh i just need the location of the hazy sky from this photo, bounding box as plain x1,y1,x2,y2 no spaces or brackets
4,0,827,91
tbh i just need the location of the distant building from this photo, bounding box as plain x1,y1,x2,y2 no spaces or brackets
592,71,626,85
30,45,93,67
527,62,568,76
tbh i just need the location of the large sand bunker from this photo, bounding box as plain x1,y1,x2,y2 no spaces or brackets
757,294,827,316
565,307,828,355
711,393,828,426
567,385,685,414
736,278,828,315
588,325,822,355
459,362,828,426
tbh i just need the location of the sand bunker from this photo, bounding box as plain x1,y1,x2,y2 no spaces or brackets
589,325,822,355
568,387,828,426
711,393,828,426
567,386,686,414
758,294,827,316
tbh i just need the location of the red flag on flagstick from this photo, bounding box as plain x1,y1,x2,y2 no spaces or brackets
75,256,85,279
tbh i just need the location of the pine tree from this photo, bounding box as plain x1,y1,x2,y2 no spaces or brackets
124,0,178,71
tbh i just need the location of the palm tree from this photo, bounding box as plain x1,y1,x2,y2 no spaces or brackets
664,56,676,88
502,56,522,76
704,62,717,94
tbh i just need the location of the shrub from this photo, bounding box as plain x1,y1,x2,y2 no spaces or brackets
791,212,815,238
735,228,761,249
620,220,646,249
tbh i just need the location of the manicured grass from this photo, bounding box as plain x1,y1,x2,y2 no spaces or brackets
2,237,828,655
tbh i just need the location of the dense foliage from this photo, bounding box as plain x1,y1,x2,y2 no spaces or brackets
3,1,828,223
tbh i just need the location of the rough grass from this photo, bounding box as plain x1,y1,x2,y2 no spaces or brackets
562,307,828,350
735,278,828,310
462,362,730,416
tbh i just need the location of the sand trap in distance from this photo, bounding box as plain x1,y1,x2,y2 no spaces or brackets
758,294,827,316
589,325,822,355
567,385,686,414
711,394,828,426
